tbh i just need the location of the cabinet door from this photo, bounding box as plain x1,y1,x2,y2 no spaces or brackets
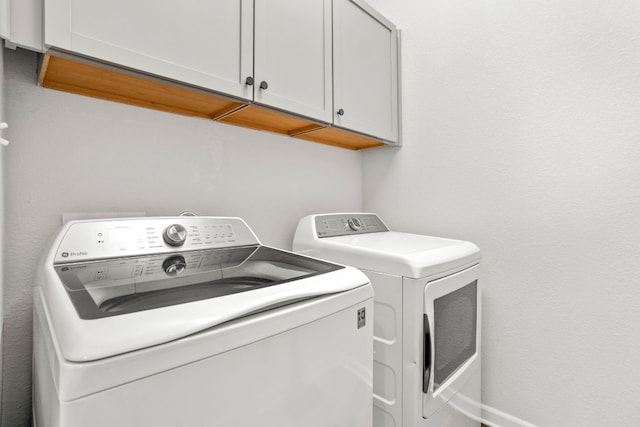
0,0,7,39
254,0,332,123
333,0,399,143
44,0,253,100
0,0,44,51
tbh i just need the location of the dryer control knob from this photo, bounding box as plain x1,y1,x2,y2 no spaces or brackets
347,217,362,231
163,224,188,246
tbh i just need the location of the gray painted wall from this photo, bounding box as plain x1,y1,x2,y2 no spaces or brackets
0,41,6,426
2,47,364,426
7,1,640,425
364,0,640,426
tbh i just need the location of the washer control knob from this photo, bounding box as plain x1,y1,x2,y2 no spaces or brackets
163,224,188,247
162,255,187,276
347,217,362,231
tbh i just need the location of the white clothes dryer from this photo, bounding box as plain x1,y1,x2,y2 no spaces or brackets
293,213,482,427
33,216,373,427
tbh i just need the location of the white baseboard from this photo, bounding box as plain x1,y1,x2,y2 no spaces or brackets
481,403,538,427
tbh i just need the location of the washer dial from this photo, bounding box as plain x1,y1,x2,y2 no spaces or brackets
163,224,188,247
347,217,362,231
162,255,187,276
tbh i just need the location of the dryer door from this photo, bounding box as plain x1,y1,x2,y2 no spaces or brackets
422,264,481,419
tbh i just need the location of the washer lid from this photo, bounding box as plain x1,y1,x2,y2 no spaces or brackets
303,231,480,278
43,245,370,362
55,245,344,320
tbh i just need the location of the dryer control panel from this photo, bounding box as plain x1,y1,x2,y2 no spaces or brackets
315,214,389,238
54,217,260,264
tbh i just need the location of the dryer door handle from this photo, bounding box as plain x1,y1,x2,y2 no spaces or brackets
423,314,432,393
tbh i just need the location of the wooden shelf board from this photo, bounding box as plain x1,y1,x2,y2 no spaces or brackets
219,104,322,136
39,54,245,120
294,126,385,150
37,54,390,151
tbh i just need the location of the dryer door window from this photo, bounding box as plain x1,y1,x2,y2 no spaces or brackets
422,264,480,400
432,280,477,390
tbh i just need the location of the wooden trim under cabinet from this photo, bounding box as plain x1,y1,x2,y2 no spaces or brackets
218,104,325,137
294,126,385,150
39,54,246,120
38,53,390,151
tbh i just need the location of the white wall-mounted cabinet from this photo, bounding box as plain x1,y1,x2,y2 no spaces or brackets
254,0,333,123
38,0,400,149
0,0,43,51
44,0,334,124
333,0,400,143
44,0,254,100
0,0,9,40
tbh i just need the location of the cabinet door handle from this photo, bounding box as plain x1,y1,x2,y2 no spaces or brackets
423,314,432,393
245,76,254,86
337,108,345,116
259,81,269,90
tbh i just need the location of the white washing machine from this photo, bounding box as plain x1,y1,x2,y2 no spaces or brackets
33,216,374,427
293,213,482,427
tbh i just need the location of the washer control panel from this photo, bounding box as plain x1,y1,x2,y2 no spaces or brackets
315,213,389,238
54,217,260,264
